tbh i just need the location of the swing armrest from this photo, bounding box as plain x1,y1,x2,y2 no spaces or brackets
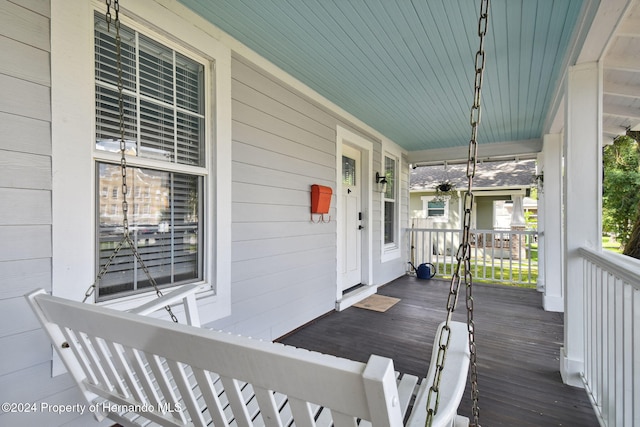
129,284,202,326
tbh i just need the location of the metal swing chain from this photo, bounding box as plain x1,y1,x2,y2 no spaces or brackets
425,1,488,426
84,0,178,324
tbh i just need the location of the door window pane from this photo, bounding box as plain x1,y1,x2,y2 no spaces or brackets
343,155,356,185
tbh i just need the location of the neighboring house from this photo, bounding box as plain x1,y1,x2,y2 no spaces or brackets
409,159,537,230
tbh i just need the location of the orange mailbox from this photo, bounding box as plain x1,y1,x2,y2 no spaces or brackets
311,184,332,214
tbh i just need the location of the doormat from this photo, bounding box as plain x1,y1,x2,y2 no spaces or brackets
353,294,400,312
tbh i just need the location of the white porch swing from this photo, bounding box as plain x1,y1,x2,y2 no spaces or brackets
25,1,489,426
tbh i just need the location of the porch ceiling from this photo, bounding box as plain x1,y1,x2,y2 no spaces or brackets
178,0,639,157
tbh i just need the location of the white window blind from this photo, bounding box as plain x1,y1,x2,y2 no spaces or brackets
428,200,446,217
94,14,205,166
97,164,201,298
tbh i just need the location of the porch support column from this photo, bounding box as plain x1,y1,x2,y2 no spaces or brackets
541,133,563,312
535,151,545,293
561,62,602,387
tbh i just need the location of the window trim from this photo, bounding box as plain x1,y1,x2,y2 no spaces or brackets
51,0,231,322
380,146,402,263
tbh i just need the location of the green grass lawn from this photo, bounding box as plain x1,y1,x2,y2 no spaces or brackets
603,235,622,253
429,261,538,289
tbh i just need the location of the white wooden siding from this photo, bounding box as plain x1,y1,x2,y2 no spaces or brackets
208,54,408,340
0,225,51,261
0,74,50,121
0,35,50,85
0,0,49,51
0,258,51,299
208,55,342,339
231,247,335,284
0,112,51,155
0,329,52,377
0,362,75,406
0,151,50,189
0,188,50,225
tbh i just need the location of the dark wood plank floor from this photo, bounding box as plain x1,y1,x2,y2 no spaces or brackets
278,276,599,427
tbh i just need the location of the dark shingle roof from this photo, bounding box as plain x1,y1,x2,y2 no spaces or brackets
410,159,536,191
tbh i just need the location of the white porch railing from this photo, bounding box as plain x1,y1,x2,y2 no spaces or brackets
579,247,640,427
406,228,538,285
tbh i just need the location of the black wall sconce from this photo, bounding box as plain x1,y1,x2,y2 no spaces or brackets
376,172,388,193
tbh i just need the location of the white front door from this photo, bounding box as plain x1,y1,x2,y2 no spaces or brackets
341,145,362,290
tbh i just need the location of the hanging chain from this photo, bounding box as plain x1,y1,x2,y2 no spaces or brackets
425,1,488,426
84,1,178,324
466,2,489,423
105,0,112,31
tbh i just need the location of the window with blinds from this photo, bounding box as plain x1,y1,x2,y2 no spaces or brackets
427,200,447,218
93,13,206,300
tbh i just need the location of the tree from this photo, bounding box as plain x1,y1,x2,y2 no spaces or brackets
625,211,640,259
621,131,640,259
602,134,640,256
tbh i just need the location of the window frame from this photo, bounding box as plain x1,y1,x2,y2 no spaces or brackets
380,146,402,262
93,14,208,300
422,196,450,222
51,0,231,321
383,155,397,246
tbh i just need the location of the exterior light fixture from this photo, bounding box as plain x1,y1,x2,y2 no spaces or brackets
375,172,388,193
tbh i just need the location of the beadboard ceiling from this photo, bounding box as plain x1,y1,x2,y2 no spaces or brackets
178,0,639,157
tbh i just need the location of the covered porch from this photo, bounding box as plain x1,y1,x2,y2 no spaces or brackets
281,276,599,426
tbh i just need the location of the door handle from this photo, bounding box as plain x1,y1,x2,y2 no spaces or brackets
358,225,364,230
